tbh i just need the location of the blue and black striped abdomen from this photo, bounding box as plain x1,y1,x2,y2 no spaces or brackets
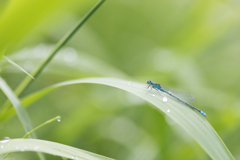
161,89,206,117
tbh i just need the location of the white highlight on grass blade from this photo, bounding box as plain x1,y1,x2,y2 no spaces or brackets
34,146,40,150
163,97,168,102
3,56,35,80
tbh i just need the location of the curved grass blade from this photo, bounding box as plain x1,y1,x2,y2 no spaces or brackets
4,116,60,159
0,139,114,160
3,55,35,79
2,77,234,160
0,77,45,160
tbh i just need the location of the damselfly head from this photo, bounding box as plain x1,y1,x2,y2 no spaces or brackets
146,80,152,84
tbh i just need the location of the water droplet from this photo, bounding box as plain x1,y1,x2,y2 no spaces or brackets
0,137,10,143
57,117,61,122
163,97,168,102
24,146,27,149
152,94,156,97
0,145,4,148
167,109,170,113
20,148,25,152
128,81,132,85
34,146,39,150
70,155,75,159
3,137,10,140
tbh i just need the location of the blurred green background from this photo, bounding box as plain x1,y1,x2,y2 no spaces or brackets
0,0,240,159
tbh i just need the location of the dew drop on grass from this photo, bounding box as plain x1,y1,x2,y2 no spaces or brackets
152,94,156,97
0,137,10,143
34,146,39,150
57,117,61,122
0,145,4,148
167,109,170,113
163,97,168,102
128,81,132,85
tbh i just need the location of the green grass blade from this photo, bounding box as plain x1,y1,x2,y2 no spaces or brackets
4,116,60,159
22,116,61,139
0,77,45,160
15,0,105,96
0,139,114,160
2,77,234,160
3,55,35,79
0,77,36,135
0,0,105,119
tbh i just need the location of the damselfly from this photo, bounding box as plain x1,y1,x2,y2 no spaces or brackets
146,80,207,117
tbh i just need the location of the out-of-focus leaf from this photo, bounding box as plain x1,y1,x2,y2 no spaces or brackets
0,77,44,159
0,0,95,60
0,45,126,78
0,77,36,135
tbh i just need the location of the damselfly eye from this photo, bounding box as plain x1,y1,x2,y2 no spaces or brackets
147,80,151,84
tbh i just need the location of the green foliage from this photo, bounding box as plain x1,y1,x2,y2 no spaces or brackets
2,77,235,159
0,139,114,160
0,0,240,159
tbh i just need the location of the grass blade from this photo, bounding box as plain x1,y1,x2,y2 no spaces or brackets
4,116,60,159
3,55,35,79
0,77,36,135
15,0,105,96
0,139,114,160
0,0,105,119
2,77,234,160
0,77,45,160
